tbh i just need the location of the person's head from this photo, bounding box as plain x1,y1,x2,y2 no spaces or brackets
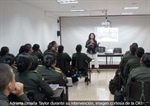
132,43,138,48
76,44,82,53
47,43,53,51
19,45,25,54
88,33,96,40
130,44,137,55
136,47,145,58
0,63,15,96
141,53,150,67
43,53,56,67
16,53,32,72
32,44,40,51
24,43,32,54
1,54,15,66
58,45,64,53
50,41,58,50
0,46,9,56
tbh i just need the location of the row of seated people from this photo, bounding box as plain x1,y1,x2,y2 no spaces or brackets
0,42,92,103
114,42,150,103
0,41,92,82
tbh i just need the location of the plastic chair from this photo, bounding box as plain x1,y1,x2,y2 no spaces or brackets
97,46,106,53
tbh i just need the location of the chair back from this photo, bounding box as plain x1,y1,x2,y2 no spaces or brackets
127,81,150,103
113,48,122,53
97,46,106,53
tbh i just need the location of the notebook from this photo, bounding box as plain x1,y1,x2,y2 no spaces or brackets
105,48,113,54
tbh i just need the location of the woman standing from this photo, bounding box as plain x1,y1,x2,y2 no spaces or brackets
85,33,100,72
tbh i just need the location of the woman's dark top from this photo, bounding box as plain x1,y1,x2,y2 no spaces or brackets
85,40,98,54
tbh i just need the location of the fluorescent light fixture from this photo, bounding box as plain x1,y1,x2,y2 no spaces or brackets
122,13,133,15
79,14,90,16
124,7,139,9
70,9,85,12
57,0,78,4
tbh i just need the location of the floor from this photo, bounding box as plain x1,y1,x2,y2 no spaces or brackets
68,69,116,101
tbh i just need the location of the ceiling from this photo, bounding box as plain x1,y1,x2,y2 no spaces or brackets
6,0,150,17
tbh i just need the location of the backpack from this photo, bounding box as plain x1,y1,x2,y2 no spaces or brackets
109,69,123,95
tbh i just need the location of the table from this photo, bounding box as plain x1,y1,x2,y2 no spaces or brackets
97,53,124,69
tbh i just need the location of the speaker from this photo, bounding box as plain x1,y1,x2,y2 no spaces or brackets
57,31,61,36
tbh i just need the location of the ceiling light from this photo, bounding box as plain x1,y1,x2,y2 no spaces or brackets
124,7,139,10
70,9,85,12
79,14,90,16
57,0,78,4
122,13,133,15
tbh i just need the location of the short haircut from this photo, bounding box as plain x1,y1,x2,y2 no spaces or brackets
0,63,13,92
24,43,32,53
130,44,137,55
32,44,40,51
58,45,64,53
142,53,150,67
136,47,145,58
0,46,9,56
76,44,82,53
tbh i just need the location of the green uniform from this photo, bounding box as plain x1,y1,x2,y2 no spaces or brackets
30,55,39,70
15,70,53,97
124,50,130,56
126,65,150,86
56,52,71,74
36,65,67,86
124,57,141,79
119,53,136,77
32,51,43,62
0,93,29,106
11,66,18,74
72,52,92,64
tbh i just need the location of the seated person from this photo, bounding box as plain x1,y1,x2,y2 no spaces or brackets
0,63,29,106
24,43,39,70
119,44,137,78
72,44,92,82
32,44,43,64
56,45,71,76
124,43,138,56
0,54,17,74
0,46,9,57
124,47,145,79
36,53,68,86
43,41,58,56
126,53,150,86
15,53,53,98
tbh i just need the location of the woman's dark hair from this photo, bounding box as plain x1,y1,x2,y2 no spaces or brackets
50,41,56,47
43,53,56,68
58,45,64,53
16,53,32,72
0,46,9,56
32,44,40,51
19,45,25,54
47,43,53,50
88,33,96,41
132,43,138,48
1,54,15,65
136,47,145,58
76,44,82,53
130,44,137,55
142,53,150,67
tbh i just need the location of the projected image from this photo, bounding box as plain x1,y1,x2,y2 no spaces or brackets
96,27,118,42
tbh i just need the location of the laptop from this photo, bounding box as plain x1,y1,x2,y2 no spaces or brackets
105,48,113,54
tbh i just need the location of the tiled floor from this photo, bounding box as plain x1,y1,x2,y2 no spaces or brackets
68,69,116,100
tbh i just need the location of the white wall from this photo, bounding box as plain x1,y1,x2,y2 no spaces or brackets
0,0,59,55
61,16,150,57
